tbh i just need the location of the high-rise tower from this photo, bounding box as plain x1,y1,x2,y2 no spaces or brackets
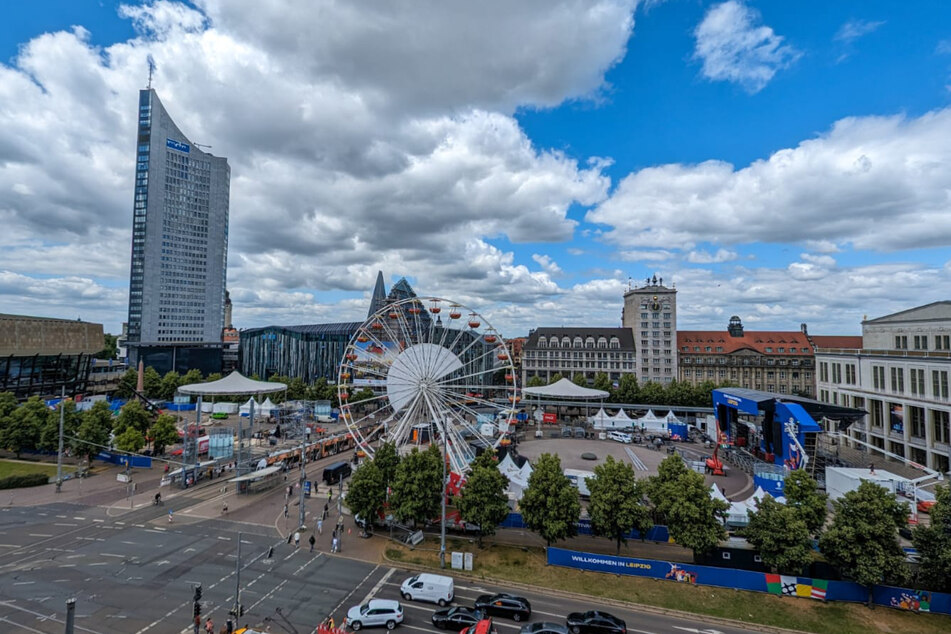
622,274,678,384
126,89,231,374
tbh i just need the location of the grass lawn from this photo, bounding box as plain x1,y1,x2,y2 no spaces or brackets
0,459,74,479
385,538,951,634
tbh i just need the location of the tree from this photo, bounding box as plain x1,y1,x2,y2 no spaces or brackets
819,480,908,602
142,366,162,399
592,372,613,395
0,396,49,458
39,400,82,452
0,392,17,420
389,444,443,527
783,469,828,536
159,371,182,401
647,456,728,559
457,450,510,546
614,374,639,404
638,381,666,406
116,400,151,435
94,333,118,360
205,372,223,383
114,426,145,454
150,414,180,455
912,484,951,592
374,441,401,488
587,456,652,554
744,496,814,574
286,377,307,401
347,460,387,534
547,373,564,385
572,373,588,387
114,368,139,399
520,453,580,546
525,376,545,388
181,369,203,386
74,401,113,459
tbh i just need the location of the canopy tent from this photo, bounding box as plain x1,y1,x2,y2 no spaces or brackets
178,371,287,396
588,407,613,429
259,397,277,416
522,378,609,400
498,453,532,500
239,397,259,417
611,408,634,423
636,409,669,433
663,411,682,423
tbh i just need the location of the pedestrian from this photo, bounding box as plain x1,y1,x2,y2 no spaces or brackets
294,531,300,547
284,503,289,518
222,503,228,516
317,518,323,534
309,533,316,552
331,536,338,553
204,617,214,633
168,509,173,523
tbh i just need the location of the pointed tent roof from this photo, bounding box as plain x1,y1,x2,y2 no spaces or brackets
368,271,388,319
612,408,633,422
638,409,660,422
178,371,287,396
522,378,609,400
664,410,682,423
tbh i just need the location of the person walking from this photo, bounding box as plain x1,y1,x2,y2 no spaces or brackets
331,536,338,553
317,518,323,534
294,530,300,548
284,503,289,518
309,533,316,552
204,617,214,633
168,509,173,523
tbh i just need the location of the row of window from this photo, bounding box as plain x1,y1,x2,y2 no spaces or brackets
894,334,951,350
534,336,622,349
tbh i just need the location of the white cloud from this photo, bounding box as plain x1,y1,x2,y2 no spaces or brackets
532,253,563,274
619,249,675,262
693,1,800,93
588,108,951,253
0,0,635,333
834,19,885,43
686,248,738,264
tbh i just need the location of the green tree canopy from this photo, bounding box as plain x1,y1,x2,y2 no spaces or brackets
346,459,387,534
525,376,545,388
373,441,401,488
114,368,139,399
818,480,908,596
592,372,613,395
150,414,180,455
0,396,49,458
587,455,652,554
94,333,118,360
181,368,203,386
159,371,182,401
74,401,114,459
572,373,588,387
613,374,639,404
389,444,443,527
547,373,564,385
457,450,510,545
647,456,728,558
519,453,580,546
744,496,814,574
0,391,18,419
142,366,162,399
39,399,82,452
114,426,146,454
116,400,151,435
204,372,223,383
912,484,951,592
783,469,828,536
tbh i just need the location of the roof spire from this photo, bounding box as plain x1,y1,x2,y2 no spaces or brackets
368,270,388,318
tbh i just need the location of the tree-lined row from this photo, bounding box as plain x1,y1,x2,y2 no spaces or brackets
525,372,736,408
0,393,181,460
346,445,951,596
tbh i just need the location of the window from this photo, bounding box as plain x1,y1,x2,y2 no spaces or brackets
914,335,928,350
765,347,773,353
890,367,904,393
895,335,908,349
910,368,925,395
933,370,949,399
845,364,856,385
873,366,886,390
909,407,926,439
819,362,828,382
935,335,950,350
869,399,884,428
832,363,841,384
933,410,950,444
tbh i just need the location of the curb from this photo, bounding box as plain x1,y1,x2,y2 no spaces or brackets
378,548,810,634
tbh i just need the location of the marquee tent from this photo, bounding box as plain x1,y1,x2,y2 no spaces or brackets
522,378,609,400
498,453,533,500
260,397,277,416
588,407,613,429
636,409,669,433
611,408,634,424
239,398,259,417
178,371,287,396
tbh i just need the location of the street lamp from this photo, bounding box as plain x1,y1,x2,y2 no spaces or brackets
439,423,447,569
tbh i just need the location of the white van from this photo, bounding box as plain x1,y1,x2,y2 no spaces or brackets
608,431,633,444
400,573,454,606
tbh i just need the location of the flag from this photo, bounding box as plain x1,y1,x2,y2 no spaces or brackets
810,579,828,600
765,574,782,595
781,576,798,596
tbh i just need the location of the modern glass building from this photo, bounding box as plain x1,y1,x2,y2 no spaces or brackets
241,323,362,383
127,89,230,374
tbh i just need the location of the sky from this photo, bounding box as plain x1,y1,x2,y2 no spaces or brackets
1,0,950,338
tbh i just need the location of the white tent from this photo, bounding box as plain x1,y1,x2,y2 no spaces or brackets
213,402,239,414
588,407,613,429
664,410,683,424
259,397,277,416
522,378,609,400
612,408,634,424
710,483,729,504
636,409,668,432
239,397,259,417
178,371,287,396
498,454,532,500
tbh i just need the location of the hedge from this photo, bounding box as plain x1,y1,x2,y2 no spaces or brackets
0,473,50,490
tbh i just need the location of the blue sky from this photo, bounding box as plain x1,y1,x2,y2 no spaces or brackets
0,1,949,337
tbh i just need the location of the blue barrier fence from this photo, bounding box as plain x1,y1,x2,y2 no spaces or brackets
96,452,152,469
501,513,671,542
547,547,951,615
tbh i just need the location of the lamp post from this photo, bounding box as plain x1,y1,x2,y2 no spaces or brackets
298,441,307,530
439,424,447,569
55,386,65,493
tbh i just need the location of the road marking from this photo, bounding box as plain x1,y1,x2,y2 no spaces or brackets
93,519,104,523
0,615,46,634
217,536,231,541
13,581,35,585
0,600,102,633
28,534,52,537
89,562,107,566
324,564,380,629
359,567,396,608
56,514,67,518
100,553,125,558
59,564,76,568
54,522,78,527
672,628,722,634
73,517,86,521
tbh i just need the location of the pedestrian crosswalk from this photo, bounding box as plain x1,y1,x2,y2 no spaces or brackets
624,447,648,470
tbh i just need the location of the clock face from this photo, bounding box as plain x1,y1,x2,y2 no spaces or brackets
650,301,660,311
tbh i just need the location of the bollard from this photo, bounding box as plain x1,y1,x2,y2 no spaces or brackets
65,598,76,634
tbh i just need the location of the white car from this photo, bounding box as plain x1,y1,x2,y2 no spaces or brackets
608,431,633,444
346,599,404,630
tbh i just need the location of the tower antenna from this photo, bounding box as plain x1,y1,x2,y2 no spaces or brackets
147,55,156,89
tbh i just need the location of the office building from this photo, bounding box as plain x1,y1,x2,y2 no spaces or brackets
126,89,230,375
622,275,678,384
815,301,951,475
521,327,635,386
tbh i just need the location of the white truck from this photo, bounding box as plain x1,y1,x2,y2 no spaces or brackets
400,573,454,606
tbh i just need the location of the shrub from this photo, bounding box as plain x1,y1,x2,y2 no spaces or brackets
0,473,50,490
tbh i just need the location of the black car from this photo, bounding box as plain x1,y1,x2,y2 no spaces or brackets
432,607,484,630
565,611,626,634
474,594,531,622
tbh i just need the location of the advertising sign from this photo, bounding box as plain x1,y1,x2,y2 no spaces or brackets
166,138,190,153
543,413,557,424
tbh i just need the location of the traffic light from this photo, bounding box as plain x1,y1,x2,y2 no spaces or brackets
194,584,202,602
238,604,245,617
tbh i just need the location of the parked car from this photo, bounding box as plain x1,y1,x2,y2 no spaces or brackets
432,607,483,629
401,573,454,606
521,623,569,634
607,431,632,444
346,599,403,630
565,610,626,634
474,594,531,622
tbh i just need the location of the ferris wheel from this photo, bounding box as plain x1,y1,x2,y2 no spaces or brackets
337,297,519,474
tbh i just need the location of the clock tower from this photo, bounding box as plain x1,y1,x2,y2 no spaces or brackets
622,275,678,384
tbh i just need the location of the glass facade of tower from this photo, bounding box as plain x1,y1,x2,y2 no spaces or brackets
126,90,230,372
